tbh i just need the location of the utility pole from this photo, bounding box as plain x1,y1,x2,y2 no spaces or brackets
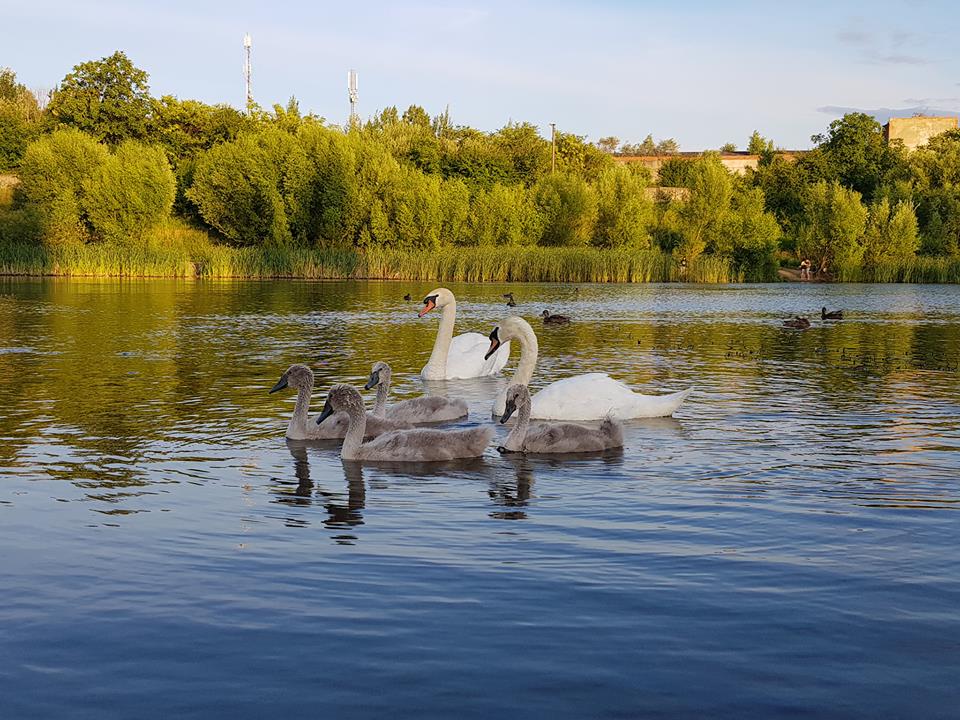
243,33,253,114
550,122,556,173
348,70,359,127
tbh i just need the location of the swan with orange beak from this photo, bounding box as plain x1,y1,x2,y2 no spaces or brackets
417,288,511,380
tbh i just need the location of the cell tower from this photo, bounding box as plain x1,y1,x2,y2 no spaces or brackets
243,33,253,114
347,69,358,126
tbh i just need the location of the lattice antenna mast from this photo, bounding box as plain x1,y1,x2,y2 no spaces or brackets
347,69,359,127
243,33,253,114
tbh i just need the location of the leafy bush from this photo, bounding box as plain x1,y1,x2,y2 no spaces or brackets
82,141,176,243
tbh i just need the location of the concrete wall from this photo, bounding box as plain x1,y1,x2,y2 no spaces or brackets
884,116,958,151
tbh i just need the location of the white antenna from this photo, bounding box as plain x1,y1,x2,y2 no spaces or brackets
347,69,358,126
243,33,253,114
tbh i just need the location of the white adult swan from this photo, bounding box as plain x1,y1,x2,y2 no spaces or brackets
486,316,692,420
270,364,411,440
418,288,511,379
497,384,624,454
317,384,492,462
365,361,469,424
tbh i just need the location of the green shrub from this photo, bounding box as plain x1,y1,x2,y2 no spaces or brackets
82,141,176,243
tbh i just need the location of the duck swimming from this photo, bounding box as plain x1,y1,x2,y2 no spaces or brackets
821,307,843,320
783,317,811,329
541,310,571,325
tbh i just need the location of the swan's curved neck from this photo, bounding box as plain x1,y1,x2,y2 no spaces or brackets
509,322,539,388
340,403,367,461
288,384,314,436
503,395,530,452
423,301,457,376
372,373,390,417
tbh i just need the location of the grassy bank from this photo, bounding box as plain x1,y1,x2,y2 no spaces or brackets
0,237,739,283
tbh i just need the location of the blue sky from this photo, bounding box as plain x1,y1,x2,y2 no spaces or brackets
3,0,959,150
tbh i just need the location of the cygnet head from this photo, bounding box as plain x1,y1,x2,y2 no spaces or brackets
485,316,531,359
270,364,314,394
418,288,455,318
364,360,393,389
500,384,530,424
316,384,364,425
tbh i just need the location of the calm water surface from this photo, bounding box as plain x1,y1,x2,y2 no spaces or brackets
1,278,959,719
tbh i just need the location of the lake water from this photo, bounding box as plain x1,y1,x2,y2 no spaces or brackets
1,278,958,719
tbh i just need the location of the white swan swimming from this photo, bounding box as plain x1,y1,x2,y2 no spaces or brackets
270,364,411,440
365,360,469,424
486,316,692,420
418,288,511,380
317,384,492,462
497,384,624,454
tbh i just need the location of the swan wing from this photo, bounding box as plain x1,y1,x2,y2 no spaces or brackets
360,426,493,462
385,396,469,425
530,373,691,420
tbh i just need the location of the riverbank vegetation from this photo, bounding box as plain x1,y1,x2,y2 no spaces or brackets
2,53,960,282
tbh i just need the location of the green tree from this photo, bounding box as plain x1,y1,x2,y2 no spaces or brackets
593,165,653,248
720,142,737,153
676,154,733,263
0,67,42,169
812,112,909,202
82,141,175,243
747,130,774,156
535,173,598,246
469,183,542,246
46,51,154,144
798,180,868,274
720,187,781,280
188,127,311,246
655,138,679,155
657,156,694,187
18,128,109,245
862,198,919,267
596,136,620,154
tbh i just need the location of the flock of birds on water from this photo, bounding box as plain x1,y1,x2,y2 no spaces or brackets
270,288,691,463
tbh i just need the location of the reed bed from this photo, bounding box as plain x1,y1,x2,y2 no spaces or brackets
840,257,960,284
0,240,743,283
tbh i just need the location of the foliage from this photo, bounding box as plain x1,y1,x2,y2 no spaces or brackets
187,127,310,246
657,157,694,187
82,141,176,243
46,51,153,144
593,166,653,248
863,198,919,268
5,50,960,282
798,180,868,274
747,130,774,156
720,142,737,153
0,68,42,169
811,113,909,203
675,154,733,263
535,173,598,246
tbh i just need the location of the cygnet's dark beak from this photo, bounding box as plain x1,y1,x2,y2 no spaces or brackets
484,327,501,361
500,399,516,424
269,376,288,394
364,370,381,390
316,398,335,425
